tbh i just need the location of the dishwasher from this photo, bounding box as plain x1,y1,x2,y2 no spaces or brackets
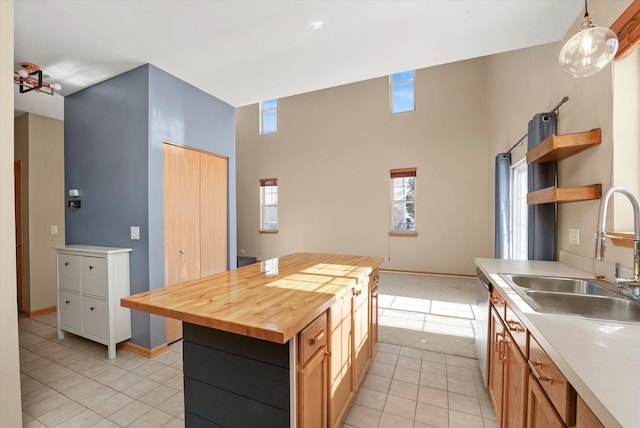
474,268,492,387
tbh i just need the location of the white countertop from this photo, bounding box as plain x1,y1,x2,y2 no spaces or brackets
476,258,640,428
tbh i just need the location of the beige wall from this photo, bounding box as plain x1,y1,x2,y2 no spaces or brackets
485,0,634,272
613,48,640,232
237,58,492,275
237,0,635,275
0,0,23,425
14,113,65,313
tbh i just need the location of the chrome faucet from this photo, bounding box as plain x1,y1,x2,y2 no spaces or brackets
595,187,640,293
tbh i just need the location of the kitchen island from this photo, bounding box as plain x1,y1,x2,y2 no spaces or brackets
121,252,384,427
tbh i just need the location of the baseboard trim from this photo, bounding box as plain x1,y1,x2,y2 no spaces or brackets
380,268,476,278
26,306,57,317
119,341,169,358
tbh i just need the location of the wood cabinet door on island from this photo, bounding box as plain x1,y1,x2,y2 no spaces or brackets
163,142,228,344
298,312,329,428
353,281,370,387
329,292,353,428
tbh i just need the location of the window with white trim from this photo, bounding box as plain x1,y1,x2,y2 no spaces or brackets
390,168,416,233
260,99,277,134
260,178,278,231
390,71,415,113
510,159,528,260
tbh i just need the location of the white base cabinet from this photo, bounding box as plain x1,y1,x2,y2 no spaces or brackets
56,245,132,359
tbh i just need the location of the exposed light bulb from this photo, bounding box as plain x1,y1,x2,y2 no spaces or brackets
18,69,28,78
558,4,618,78
50,83,62,91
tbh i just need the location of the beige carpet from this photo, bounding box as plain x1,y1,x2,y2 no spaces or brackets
377,271,478,359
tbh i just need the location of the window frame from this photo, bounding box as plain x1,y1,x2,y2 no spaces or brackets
389,167,417,236
510,159,528,260
259,178,278,233
260,99,277,134
390,71,415,114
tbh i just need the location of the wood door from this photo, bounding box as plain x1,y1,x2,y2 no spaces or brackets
164,143,201,343
489,306,506,426
575,396,604,428
329,293,353,428
352,283,369,387
298,346,328,428
527,374,565,428
14,161,23,312
199,153,227,277
504,334,529,428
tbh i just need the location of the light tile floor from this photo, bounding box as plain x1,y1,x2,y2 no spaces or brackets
19,312,184,428
342,343,498,428
20,310,497,427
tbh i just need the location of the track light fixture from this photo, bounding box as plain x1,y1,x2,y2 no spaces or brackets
14,62,62,95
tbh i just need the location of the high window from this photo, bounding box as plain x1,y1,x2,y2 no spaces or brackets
260,99,277,134
259,178,278,232
390,71,415,113
510,159,528,260
390,168,416,234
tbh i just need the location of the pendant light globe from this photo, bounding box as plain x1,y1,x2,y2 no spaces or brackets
559,14,618,78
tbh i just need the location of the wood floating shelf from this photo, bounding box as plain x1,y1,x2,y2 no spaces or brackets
526,128,601,164
608,231,635,248
527,184,602,205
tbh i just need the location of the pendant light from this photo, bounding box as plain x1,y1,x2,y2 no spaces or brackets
559,0,619,78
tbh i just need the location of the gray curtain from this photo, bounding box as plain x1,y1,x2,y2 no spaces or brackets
527,112,558,261
495,153,511,259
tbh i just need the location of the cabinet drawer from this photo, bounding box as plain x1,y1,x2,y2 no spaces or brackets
81,256,108,298
58,290,82,331
58,254,81,292
528,336,576,426
491,289,506,319
369,269,380,287
83,296,109,340
299,312,328,366
505,306,527,357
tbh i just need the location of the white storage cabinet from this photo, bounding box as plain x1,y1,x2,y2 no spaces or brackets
56,245,132,359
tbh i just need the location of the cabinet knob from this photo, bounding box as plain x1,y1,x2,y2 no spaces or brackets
65,300,70,304
179,249,185,255
64,262,69,266
89,265,94,270
90,306,95,311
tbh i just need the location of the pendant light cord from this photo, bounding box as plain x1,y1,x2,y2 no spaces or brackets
584,0,589,18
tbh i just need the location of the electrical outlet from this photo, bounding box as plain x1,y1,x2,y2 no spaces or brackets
50,225,58,235
130,226,140,240
569,228,581,245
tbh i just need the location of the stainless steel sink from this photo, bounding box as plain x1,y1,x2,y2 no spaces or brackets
499,273,640,324
523,291,640,323
501,274,616,297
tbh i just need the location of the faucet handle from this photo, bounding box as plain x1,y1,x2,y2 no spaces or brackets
615,262,621,278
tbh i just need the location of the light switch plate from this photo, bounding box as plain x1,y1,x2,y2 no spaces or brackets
569,228,581,245
130,226,140,240
50,225,58,235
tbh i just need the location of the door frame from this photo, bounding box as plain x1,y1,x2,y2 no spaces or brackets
14,160,23,313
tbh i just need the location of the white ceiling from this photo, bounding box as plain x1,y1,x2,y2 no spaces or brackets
14,0,585,121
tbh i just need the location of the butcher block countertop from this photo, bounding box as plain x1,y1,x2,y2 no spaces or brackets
121,252,384,344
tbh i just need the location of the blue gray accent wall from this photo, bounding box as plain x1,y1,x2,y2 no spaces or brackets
65,64,236,349
147,64,236,348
